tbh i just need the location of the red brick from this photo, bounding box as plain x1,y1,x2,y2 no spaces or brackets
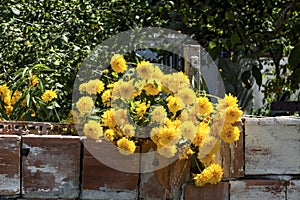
0,135,21,197
184,182,229,200
22,135,81,199
82,139,139,191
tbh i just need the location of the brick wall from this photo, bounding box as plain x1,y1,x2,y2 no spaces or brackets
0,117,300,200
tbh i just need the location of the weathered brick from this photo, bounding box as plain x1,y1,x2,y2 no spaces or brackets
0,135,21,197
22,135,81,199
184,182,229,200
230,180,287,200
245,117,300,175
139,141,190,200
287,180,300,200
81,139,139,199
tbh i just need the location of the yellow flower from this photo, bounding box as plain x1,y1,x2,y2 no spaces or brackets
136,61,154,79
104,129,115,141
31,75,39,86
41,90,57,103
165,118,181,129
166,95,182,115
84,79,105,95
122,124,135,137
79,82,87,93
66,110,80,124
151,106,166,124
135,101,149,119
143,81,162,96
180,147,194,159
157,145,177,158
101,90,111,107
152,66,164,81
176,88,196,106
102,109,116,128
83,120,103,139
193,122,210,146
113,109,129,127
156,126,180,147
163,72,190,93
179,121,197,141
5,105,13,115
112,80,135,100
76,96,94,115
117,137,136,155
220,124,240,143
11,91,22,105
194,163,223,186
110,54,127,73
150,127,161,144
225,106,243,123
198,96,213,115
0,84,9,97
217,93,239,110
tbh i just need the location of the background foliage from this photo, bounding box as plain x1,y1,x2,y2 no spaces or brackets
0,0,299,121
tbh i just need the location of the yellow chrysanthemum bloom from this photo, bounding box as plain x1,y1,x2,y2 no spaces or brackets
136,61,154,79
83,120,103,139
150,127,161,144
110,54,127,73
198,96,214,115
151,106,166,124
112,80,135,100
157,145,177,158
41,90,57,103
112,109,129,127
101,109,116,128
166,95,182,115
79,82,87,93
225,106,243,123
5,105,13,115
0,84,9,97
31,75,39,86
165,118,181,129
156,126,180,147
76,96,94,115
117,137,136,155
217,93,239,110
135,101,149,118
163,72,190,93
193,122,210,147
104,129,115,141
220,124,240,143
194,163,223,186
176,88,196,106
179,121,197,141
180,147,195,159
11,91,22,105
84,79,105,95
152,66,164,81
122,124,135,137
143,81,162,96
101,90,111,107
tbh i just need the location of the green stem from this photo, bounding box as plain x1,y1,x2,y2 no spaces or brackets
54,107,61,122
193,155,202,173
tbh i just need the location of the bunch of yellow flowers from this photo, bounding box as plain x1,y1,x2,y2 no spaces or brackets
74,54,243,187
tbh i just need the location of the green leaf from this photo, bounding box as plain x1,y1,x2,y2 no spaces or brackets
208,41,216,49
230,32,240,46
289,45,300,69
252,65,262,87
